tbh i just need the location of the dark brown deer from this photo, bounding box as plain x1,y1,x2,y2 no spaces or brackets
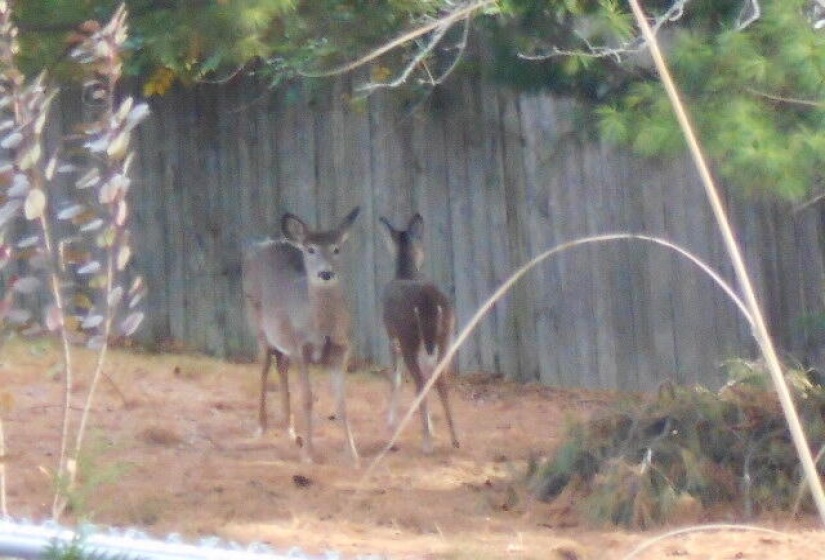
242,208,360,464
380,213,459,453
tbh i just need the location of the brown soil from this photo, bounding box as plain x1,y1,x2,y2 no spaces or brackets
2,337,824,559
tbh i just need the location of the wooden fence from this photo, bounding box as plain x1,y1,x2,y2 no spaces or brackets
110,75,825,390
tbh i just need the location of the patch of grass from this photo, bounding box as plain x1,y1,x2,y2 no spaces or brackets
54,433,130,520
42,534,136,560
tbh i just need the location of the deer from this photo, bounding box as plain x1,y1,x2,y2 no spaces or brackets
242,208,361,464
379,213,460,453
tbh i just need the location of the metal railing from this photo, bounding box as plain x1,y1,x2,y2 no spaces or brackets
0,518,363,560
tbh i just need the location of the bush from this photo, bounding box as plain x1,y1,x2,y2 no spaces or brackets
530,360,825,528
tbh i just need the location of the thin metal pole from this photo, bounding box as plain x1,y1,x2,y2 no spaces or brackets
0,519,308,560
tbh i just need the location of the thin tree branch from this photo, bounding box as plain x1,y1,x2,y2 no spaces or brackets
298,0,495,79
357,13,471,95
518,0,691,63
746,87,825,108
735,0,761,30
793,191,825,213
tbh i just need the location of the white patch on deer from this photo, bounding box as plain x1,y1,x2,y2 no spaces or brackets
415,305,438,370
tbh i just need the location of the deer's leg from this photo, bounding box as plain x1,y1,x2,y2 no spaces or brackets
404,353,433,454
273,350,295,441
328,342,360,465
296,351,314,464
387,339,403,430
435,339,459,449
257,348,273,435
436,378,459,449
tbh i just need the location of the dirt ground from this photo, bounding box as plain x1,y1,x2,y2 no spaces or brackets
2,337,825,559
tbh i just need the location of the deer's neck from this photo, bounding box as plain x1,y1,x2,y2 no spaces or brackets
396,257,422,280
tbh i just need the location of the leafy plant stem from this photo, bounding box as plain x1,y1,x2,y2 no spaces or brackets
9,94,80,519
39,210,78,520
70,270,113,498
66,52,118,508
627,0,825,525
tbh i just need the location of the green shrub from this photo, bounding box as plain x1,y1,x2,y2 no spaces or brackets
531,361,825,527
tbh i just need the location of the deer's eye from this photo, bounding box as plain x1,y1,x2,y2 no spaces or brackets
307,245,317,255
332,246,340,255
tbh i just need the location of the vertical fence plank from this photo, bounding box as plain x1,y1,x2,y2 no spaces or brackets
518,93,559,385
328,79,378,363
583,141,622,389
131,94,169,344
557,124,599,387
443,83,480,372
500,92,539,382
464,79,498,373
480,81,518,376
411,98,455,338
636,158,679,387
276,84,318,223
615,146,651,388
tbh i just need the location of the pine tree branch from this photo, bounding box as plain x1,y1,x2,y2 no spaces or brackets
518,0,692,63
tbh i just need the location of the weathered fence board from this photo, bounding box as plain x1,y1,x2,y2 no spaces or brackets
73,75,825,391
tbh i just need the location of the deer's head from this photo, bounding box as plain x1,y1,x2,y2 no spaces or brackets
282,207,360,286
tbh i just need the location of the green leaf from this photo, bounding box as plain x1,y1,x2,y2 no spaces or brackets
595,105,627,144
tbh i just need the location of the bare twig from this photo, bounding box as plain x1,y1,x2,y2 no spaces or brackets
735,0,761,30
793,191,825,213
627,0,825,526
357,13,471,95
518,0,691,63
746,87,825,109
299,0,494,82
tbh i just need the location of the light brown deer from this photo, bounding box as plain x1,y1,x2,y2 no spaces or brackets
380,213,460,453
242,208,360,464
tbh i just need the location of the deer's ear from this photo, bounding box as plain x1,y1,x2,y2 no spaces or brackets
379,216,399,256
340,207,361,232
408,213,424,241
282,213,307,243
337,207,361,243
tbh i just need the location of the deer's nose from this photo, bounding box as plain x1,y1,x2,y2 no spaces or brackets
318,270,335,281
